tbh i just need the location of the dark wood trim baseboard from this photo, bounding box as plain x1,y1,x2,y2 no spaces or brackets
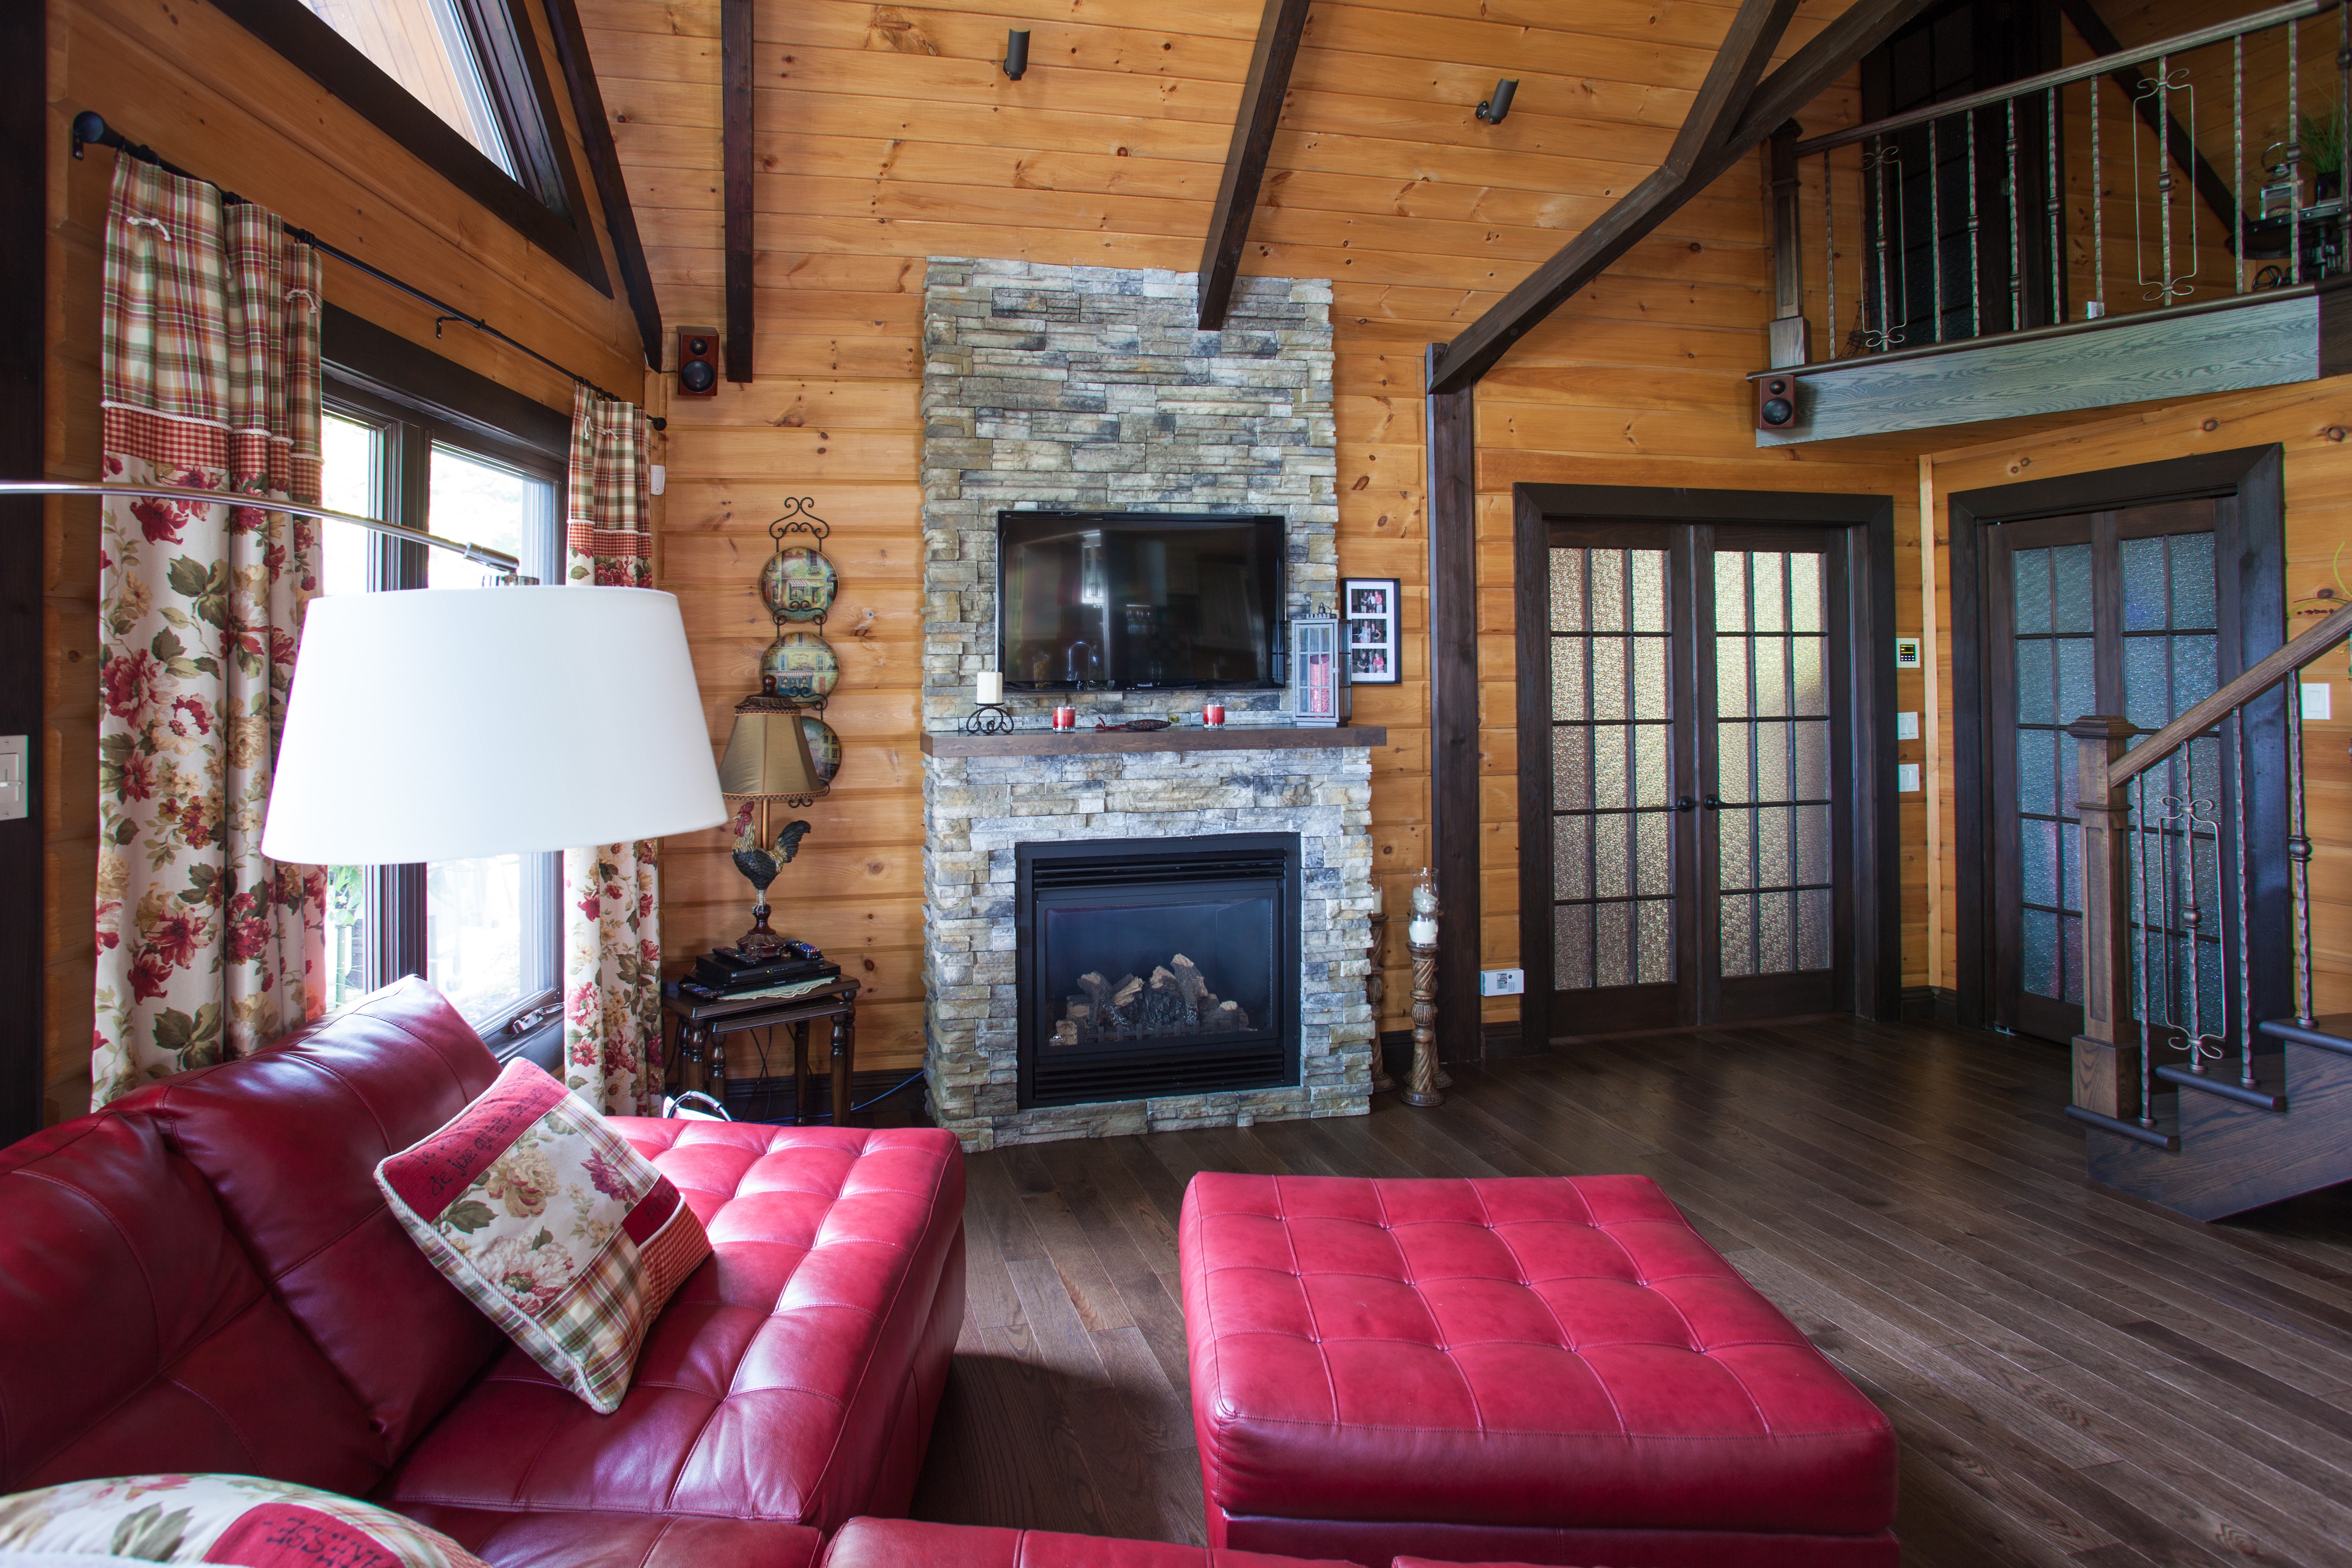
1425,349,1480,1064
1945,445,2288,1031
1901,985,1960,1023
1512,483,1903,1040
206,0,613,297
0,0,43,1144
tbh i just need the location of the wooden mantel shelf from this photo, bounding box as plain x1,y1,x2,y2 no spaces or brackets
921,723,1387,758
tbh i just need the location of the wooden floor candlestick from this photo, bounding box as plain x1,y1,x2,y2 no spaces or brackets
1405,939,1443,1107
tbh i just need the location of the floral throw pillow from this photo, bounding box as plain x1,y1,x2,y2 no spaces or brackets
374,1059,711,1413
0,1474,490,1567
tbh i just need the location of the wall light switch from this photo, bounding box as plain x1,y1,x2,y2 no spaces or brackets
0,736,25,822
2302,682,2333,721
1896,762,1922,793
1479,968,1525,997
1896,710,1920,740
1894,638,1922,668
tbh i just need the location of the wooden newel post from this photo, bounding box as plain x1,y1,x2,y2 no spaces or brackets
2068,716,2140,1122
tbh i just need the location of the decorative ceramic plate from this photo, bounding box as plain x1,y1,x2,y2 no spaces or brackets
799,714,843,786
761,632,839,701
760,546,837,622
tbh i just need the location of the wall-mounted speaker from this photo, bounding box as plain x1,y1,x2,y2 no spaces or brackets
677,328,719,397
1756,373,1799,431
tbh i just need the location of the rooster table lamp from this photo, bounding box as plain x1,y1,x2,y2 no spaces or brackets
717,701,826,956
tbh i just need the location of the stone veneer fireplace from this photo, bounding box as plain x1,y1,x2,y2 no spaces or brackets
919,258,1375,1148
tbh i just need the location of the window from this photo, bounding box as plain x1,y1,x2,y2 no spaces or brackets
297,0,520,179
317,383,565,1043
212,0,609,294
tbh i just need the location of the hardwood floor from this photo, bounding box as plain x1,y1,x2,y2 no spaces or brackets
903,1016,2352,1568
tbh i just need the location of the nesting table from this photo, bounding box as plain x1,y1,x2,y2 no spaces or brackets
661,977,861,1126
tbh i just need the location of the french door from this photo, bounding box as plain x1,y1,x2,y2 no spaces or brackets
1537,522,1855,1034
1983,500,2228,1044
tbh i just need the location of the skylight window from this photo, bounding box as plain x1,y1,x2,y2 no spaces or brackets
298,0,520,181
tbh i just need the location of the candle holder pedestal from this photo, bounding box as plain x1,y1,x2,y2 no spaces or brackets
1405,939,1443,1108
961,704,1014,735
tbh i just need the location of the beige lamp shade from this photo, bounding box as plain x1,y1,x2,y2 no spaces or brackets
720,708,822,799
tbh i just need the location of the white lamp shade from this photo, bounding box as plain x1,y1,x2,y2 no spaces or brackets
261,586,726,864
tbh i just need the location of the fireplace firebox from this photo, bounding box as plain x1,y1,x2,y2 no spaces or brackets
1016,833,1302,1109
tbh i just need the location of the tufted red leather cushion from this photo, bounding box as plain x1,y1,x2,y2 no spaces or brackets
816,1517,1364,1568
382,1122,966,1533
0,1107,383,1496
146,975,510,1461
1180,1173,1897,1542
401,1504,822,1568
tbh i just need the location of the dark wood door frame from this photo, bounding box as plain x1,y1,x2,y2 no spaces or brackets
1513,484,1901,1054
1,0,43,1145
1946,446,2288,1031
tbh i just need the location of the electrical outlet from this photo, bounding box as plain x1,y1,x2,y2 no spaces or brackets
1897,762,1921,793
1896,710,1920,740
1479,968,1525,997
2303,682,2332,720
649,464,667,497
0,736,24,822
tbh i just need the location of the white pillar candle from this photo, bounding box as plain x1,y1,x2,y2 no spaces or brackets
976,671,1004,704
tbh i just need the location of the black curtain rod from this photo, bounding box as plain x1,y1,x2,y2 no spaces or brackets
69,111,665,431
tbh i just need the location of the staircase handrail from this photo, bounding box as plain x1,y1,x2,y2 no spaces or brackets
2109,596,2352,789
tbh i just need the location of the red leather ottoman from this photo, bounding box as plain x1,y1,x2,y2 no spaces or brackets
1179,1173,1899,1568
818,1516,1363,1568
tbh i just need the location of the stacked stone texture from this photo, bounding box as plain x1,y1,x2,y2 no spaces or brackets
920,256,1338,728
923,746,1377,1150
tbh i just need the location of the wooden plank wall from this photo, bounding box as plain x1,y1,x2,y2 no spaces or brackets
41,0,644,1123
588,0,1930,1070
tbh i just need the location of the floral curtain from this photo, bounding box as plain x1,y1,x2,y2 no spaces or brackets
561,384,663,1114
92,159,327,1105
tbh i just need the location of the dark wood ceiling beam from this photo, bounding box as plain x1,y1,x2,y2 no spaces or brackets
541,0,663,371
1197,0,1313,331
1430,0,1942,395
1668,0,1803,173
722,0,753,382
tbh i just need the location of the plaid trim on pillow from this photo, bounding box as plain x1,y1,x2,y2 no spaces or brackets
0,1474,490,1567
374,1060,710,1413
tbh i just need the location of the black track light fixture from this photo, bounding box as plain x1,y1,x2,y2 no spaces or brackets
1476,77,1518,124
1003,29,1031,79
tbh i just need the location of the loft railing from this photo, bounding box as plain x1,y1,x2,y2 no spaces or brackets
1767,0,2352,368
2066,598,2352,1144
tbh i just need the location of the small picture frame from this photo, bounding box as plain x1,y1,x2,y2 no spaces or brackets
1343,577,1401,684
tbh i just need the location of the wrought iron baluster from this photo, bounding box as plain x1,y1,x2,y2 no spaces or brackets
2092,71,2106,315
1967,108,1983,337
1929,117,1945,340
2006,98,2023,329
2289,676,2316,1024
2159,56,2176,301
2135,773,2155,1127
1824,149,1837,360
1873,134,1893,346
2048,86,2063,322
2233,709,2254,1088
2236,35,2246,294
2292,20,2303,285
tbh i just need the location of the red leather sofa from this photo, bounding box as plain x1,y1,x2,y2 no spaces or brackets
1180,1172,1900,1567
0,977,967,1568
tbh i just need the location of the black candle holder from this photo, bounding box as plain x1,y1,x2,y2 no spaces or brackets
962,704,1014,735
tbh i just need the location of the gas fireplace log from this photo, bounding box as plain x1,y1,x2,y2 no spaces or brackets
1170,954,1208,1009
1078,972,1113,1014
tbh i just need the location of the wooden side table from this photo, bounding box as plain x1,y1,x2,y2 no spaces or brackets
661,979,861,1127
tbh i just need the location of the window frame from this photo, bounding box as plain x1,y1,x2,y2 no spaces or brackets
211,0,612,298
320,307,572,1052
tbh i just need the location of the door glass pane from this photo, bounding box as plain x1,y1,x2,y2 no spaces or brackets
2010,541,2096,1003
1553,546,1675,992
1713,551,1834,978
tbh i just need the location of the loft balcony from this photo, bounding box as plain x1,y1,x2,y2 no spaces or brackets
1755,0,2352,446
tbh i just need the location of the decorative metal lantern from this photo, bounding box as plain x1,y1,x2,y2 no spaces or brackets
1289,610,1345,727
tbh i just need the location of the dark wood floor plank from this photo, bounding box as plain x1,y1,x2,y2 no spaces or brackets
909,1019,2352,1567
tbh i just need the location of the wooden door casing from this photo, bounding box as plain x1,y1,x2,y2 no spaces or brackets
1513,485,1900,1052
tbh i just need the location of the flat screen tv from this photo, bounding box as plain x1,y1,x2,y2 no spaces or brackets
997,511,1284,691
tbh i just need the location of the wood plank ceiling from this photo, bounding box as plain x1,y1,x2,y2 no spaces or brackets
585,0,1916,1073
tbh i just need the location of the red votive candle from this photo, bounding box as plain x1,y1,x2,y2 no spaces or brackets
1052,705,1076,730
1203,703,1226,727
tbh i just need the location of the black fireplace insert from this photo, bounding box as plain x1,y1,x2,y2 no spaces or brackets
1015,833,1301,1109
